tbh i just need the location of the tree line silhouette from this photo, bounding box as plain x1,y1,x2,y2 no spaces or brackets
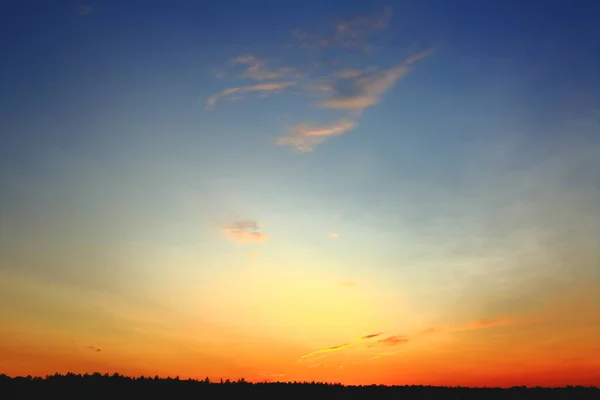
1,373,598,399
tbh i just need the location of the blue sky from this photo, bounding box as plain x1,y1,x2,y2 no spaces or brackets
0,0,598,384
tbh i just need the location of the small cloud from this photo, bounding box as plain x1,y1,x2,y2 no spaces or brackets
233,55,298,81
340,281,355,288
247,251,261,259
291,28,332,50
77,4,93,15
277,119,357,152
418,316,518,337
361,332,384,340
316,65,409,110
299,343,350,360
335,7,393,51
299,332,383,360
404,49,436,65
221,219,270,244
333,69,362,79
292,7,393,52
421,326,440,335
377,335,409,346
328,232,341,238
206,82,296,108
315,51,433,111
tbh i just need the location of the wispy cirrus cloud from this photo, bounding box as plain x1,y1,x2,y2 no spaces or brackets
315,65,408,110
292,7,393,52
452,316,518,332
364,316,522,362
276,50,432,150
376,335,409,346
407,316,522,342
315,50,433,111
276,119,356,152
206,82,296,108
332,69,363,79
299,343,350,360
299,332,384,360
421,316,520,336
220,219,270,244
234,56,298,81
206,7,434,151
335,6,394,51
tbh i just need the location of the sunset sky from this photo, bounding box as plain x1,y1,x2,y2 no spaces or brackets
0,0,598,387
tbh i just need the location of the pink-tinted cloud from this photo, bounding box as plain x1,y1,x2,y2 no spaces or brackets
292,7,393,52
206,82,296,108
234,55,297,81
315,65,409,110
206,8,434,154
277,119,356,151
377,335,409,346
335,7,393,51
333,69,362,79
220,219,270,244
315,51,434,111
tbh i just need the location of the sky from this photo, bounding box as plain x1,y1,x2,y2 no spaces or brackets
0,0,598,388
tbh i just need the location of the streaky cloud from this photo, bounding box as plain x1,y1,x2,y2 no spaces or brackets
377,335,409,346
220,219,270,244
206,82,296,108
315,51,433,111
234,55,298,81
277,119,357,152
299,332,384,360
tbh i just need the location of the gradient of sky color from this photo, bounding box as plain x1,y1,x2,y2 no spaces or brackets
0,0,598,387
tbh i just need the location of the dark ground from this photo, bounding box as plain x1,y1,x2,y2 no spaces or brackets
1,373,598,399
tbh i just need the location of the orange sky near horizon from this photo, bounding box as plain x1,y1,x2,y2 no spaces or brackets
1,267,598,387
